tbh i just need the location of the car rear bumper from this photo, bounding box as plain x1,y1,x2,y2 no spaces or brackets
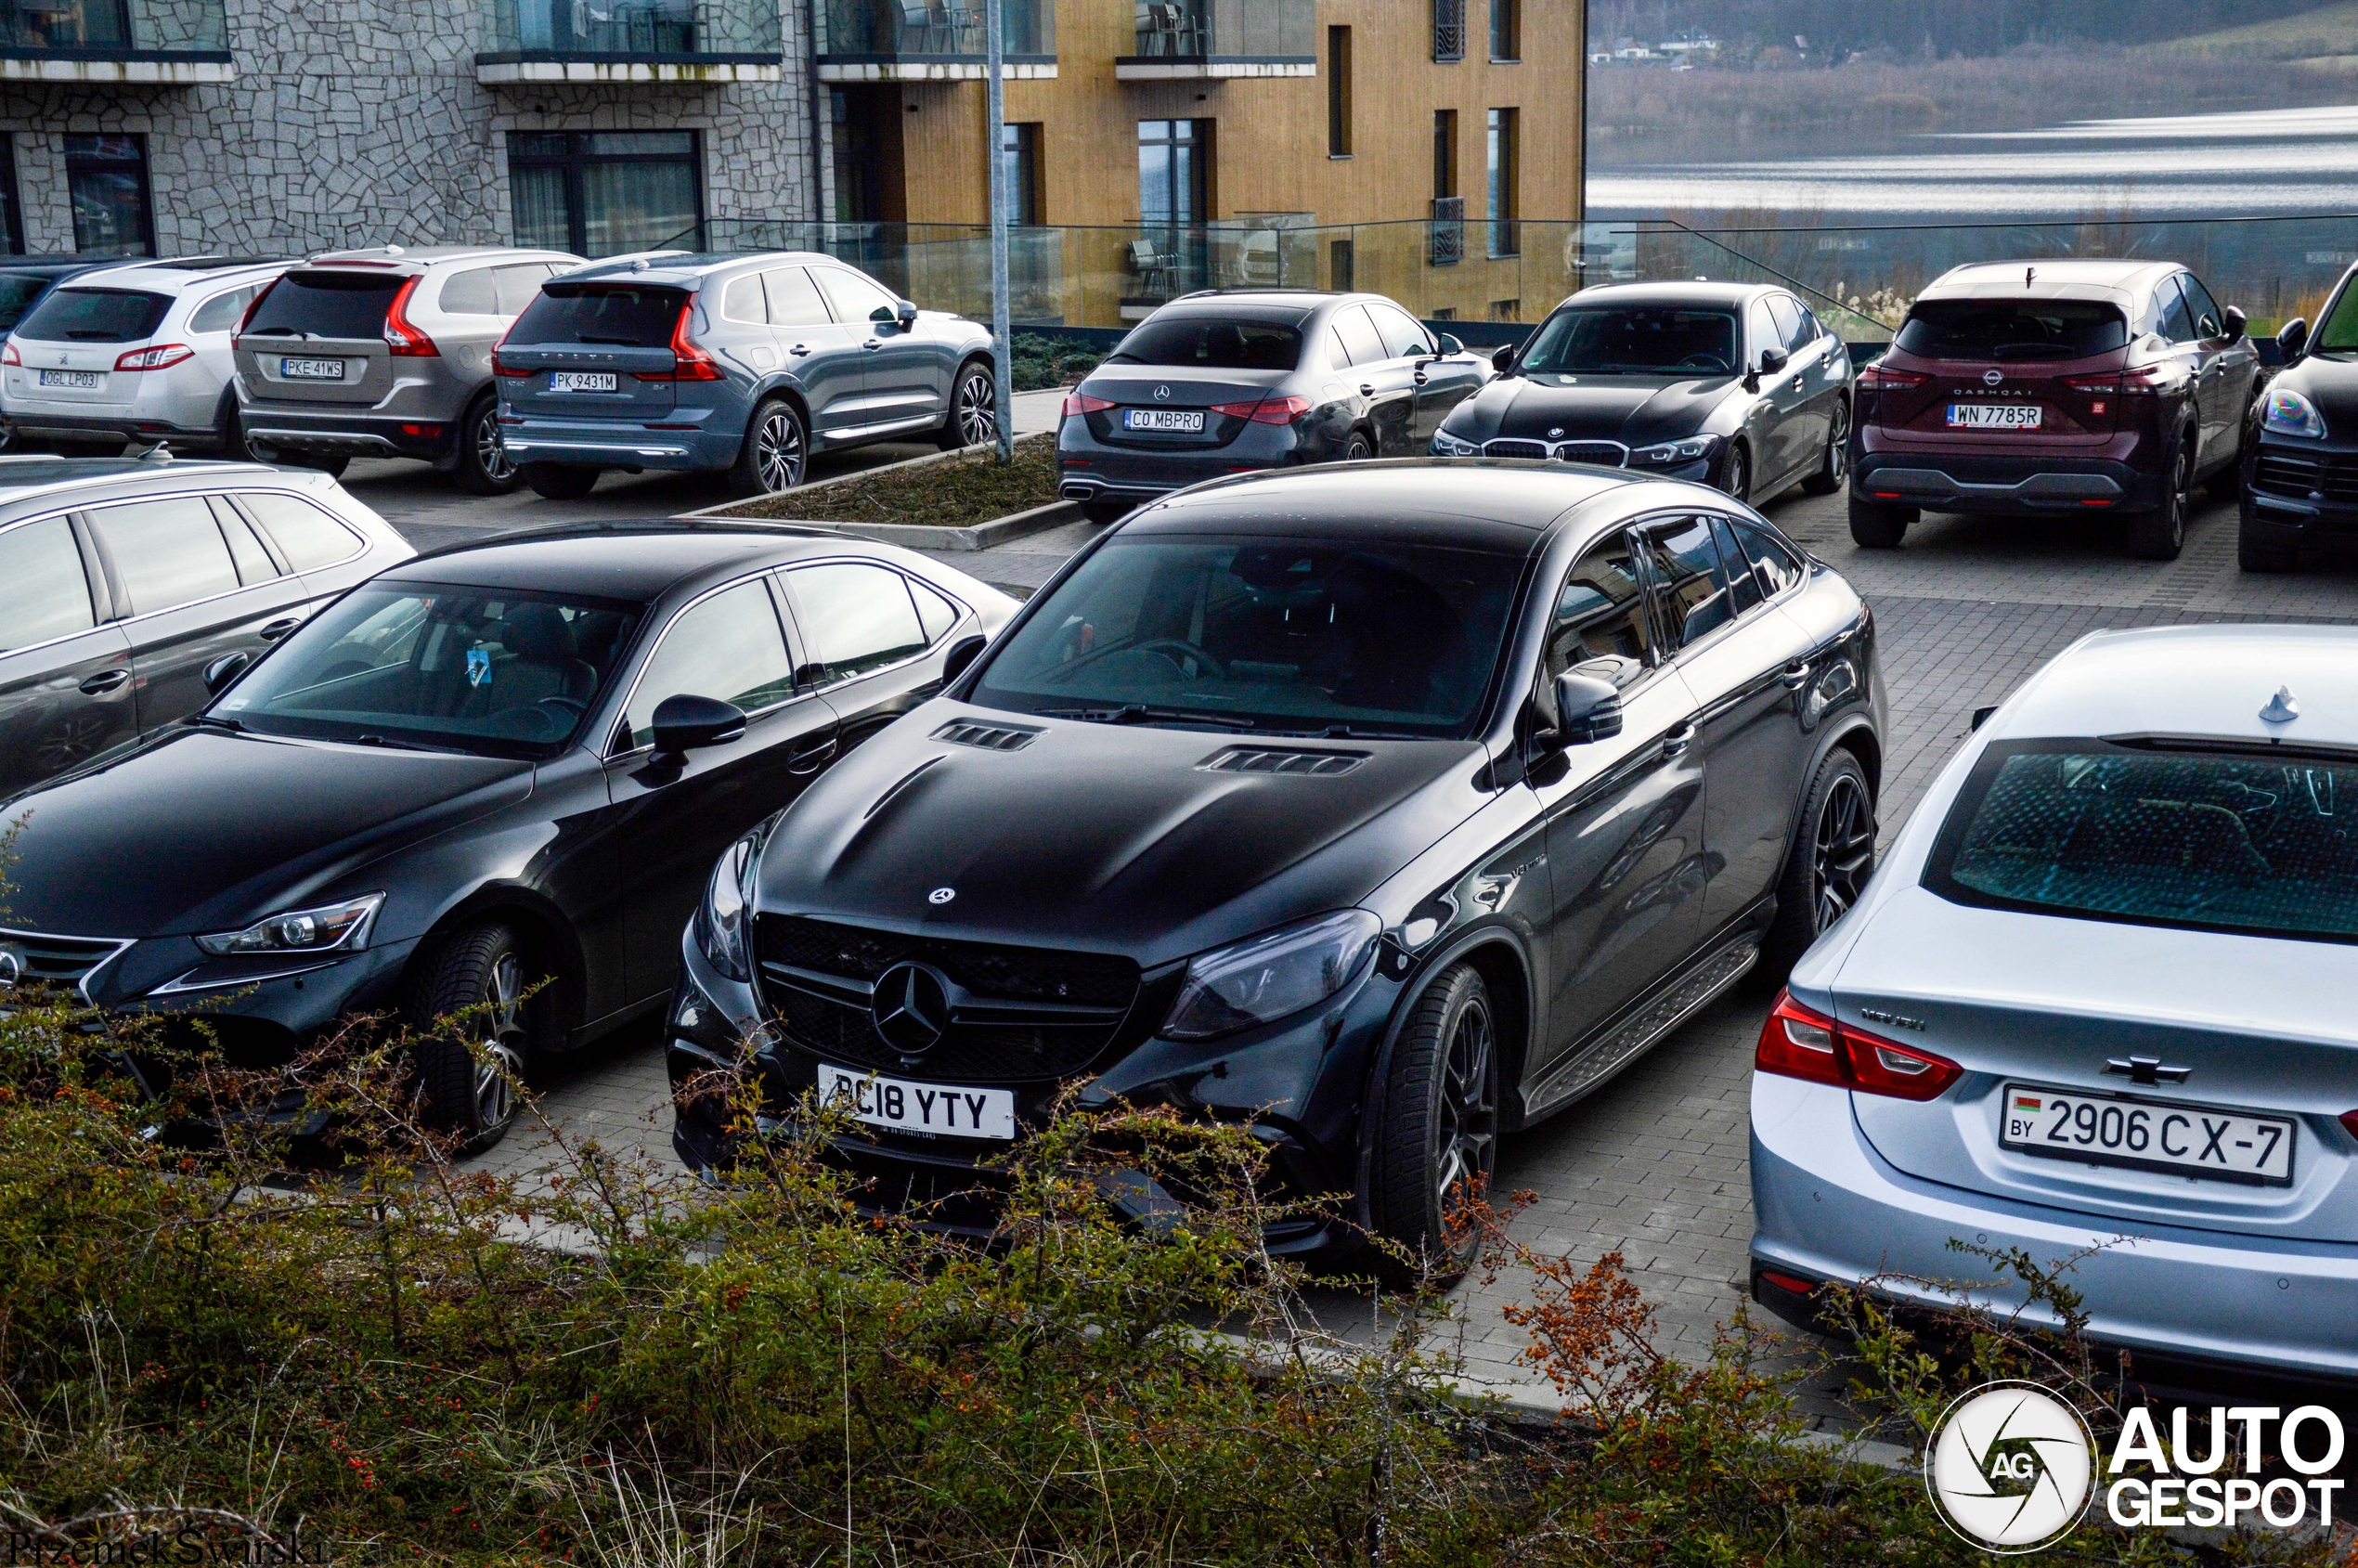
3,409,223,447
1852,449,2164,513
1749,1072,2358,1382
240,408,459,463
1056,418,1309,504
500,411,732,473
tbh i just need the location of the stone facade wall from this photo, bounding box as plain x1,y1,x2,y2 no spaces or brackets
4,0,815,256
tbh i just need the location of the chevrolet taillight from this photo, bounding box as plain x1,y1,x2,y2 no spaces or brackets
1756,990,1961,1102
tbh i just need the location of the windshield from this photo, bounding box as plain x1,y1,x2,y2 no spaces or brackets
214,584,641,758
508,285,687,347
969,536,1523,738
0,276,54,332
1896,300,2128,361
14,287,172,343
1106,314,1305,370
2313,277,2358,356
1516,305,1741,376
1924,740,2358,944
242,273,406,340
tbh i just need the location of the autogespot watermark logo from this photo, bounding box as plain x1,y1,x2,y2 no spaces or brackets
1926,1383,2350,1553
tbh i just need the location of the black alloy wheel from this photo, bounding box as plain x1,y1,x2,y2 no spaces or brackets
405,921,533,1154
939,360,999,450
522,462,601,500
1369,963,1497,1285
1719,440,1750,502
1802,399,1850,495
731,397,807,498
1760,748,1876,977
452,393,521,495
1344,430,1376,463
2127,429,2195,561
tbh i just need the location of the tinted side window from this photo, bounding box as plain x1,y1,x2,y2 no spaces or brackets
494,264,555,316
0,518,96,650
2178,274,2225,340
789,562,927,681
816,268,898,326
1747,300,1780,362
764,267,832,329
1707,516,1762,616
1545,529,1653,682
209,499,280,585
624,579,797,750
188,284,260,334
1766,295,1807,354
1370,303,1433,360
1332,305,1388,366
240,493,362,572
2157,278,2197,344
90,499,240,616
720,273,767,325
438,267,501,315
908,576,960,643
1327,327,1358,368
1637,516,1734,650
1794,302,1826,346
1732,521,1804,598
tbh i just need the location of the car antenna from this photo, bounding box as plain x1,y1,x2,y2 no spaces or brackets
137,440,173,463
2026,266,2036,286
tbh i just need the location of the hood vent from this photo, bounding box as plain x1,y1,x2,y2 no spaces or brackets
1201,746,1367,777
934,719,1041,752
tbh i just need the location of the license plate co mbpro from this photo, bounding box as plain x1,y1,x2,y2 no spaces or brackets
1123,408,1205,434
279,357,345,381
2001,1083,2294,1186
818,1063,1016,1140
550,371,618,394
1948,403,2042,430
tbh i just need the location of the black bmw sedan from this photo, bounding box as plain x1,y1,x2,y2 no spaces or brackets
2240,263,2358,572
1056,290,1491,525
669,461,1884,1276
0,525,1015,1150
1432,282,1853,508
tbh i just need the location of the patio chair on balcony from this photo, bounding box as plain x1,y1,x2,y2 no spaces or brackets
1126,237,1176,299
939,0,983,53
1139,1,1187,57
897,1,947,52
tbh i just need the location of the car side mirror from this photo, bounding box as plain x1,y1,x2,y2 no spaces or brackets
1971,705,1999,732
940,632,986,686
1758,346,1790,375
2221,305,2248,344
1535,671,1624,755
1492,343,1517,374
202,651,251,695
651,693,746,758
895,300,919,330
1439,332,1465,356
2276,316,2307,359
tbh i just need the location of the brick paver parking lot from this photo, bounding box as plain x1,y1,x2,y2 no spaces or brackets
358,460,2358,1390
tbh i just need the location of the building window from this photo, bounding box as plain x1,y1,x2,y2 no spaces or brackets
509,131,704,259
1327,26,1353,156
1433,0,1465,61
1486,108,1519,258
1328,238,1354,292
1489,0,1519,60
65,135,153,256
1433,110,1458,199
0,139,22,256
1000,123,1043,227
1138,119,1205,227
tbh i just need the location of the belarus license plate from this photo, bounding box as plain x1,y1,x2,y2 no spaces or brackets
550,370,618,394
2000,1083,2294,1186
279,357,344,381
1948,402,2041,430
818,1063,1016,1141
1123,408,1206,434
37,369,101,389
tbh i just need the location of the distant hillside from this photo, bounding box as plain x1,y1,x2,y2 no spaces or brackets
1589,0,2348,58
2168,0,2358,55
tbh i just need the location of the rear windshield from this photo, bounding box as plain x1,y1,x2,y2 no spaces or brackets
1896,301,2128,361
1518,305,1741,376
242,272,406,341
1925,740,2358,944
1107,314,1305,370
508,285,687,348
13,287,172,343
0,276,54,332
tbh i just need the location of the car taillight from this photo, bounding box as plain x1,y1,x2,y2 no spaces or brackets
2065,366,2165,397
637,299,724,382
1211,395,1313,424
2341,1109,2358,1146
1755,990,1961,1102
1857,363,1927,390
114,343,195,371
382,276,439,357
492,355,532,378
1062,390,1114,419
1,341,18,367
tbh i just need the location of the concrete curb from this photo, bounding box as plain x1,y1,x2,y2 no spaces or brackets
673,432,1067,551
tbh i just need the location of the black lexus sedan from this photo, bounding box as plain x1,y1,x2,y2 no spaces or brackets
2240,261,2358,572
1431,283,1852,508
1056,290,1491,525
668,461,1884,1276
0,525,1015,1150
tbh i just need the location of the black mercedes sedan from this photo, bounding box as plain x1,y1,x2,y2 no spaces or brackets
1431,282,1853,508
668,461,1884,1277
2240,262,2358,572
0,525,1015,1150
1056,290,1491,525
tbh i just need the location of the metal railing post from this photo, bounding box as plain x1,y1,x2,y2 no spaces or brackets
985,0,1014,463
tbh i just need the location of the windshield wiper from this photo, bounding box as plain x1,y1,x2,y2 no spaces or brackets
1042,705,1256,730
188,715,245,732
349,732,450,753
1312,724,1430,741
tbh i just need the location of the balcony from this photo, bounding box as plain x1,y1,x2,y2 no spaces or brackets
816,0,1056,82
1117,0,1314,79
1429,197,1464,266
474,0,784,84
1432,0,1464,62
0,0,232,84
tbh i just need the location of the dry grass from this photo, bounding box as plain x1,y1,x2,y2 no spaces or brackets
715,433,1059,527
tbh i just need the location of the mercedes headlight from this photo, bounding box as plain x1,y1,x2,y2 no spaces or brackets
193,893,383,956
1431,429,1482,458
2263,388,2326,439
695,830,762,982
1630,434,1717,465
1161,910,1382,1041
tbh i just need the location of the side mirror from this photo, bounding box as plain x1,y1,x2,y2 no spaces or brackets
1492,343,1517,374
2277,316,2309,359
895,299,919,330
1536,671,1624,754
651,693,746,757
202,651,251,694
2222,305,2248,344
1758,346,1790,375
940,632,986,686
1439,332,1465,356
1971,705,1999,732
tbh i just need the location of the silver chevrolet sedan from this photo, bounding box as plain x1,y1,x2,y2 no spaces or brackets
1750,623,2358,1383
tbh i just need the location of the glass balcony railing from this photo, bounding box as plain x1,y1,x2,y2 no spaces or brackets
479,0,780,58
1128,0,1313,61
0,0,226,56
819,0,1054,62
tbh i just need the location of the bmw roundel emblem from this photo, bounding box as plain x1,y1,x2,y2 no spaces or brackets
1983,369,2003,386
1548,426,1566,439
927,887,956,905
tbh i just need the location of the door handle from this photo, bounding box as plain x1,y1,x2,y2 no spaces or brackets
78,668,130,695
1778,661,1810,690
789,343,811,356
1413,371,1430,386
1359,382,1376,397
862,340,884,353
787,737,838,775
1661,721,1696,758
258,616,302,641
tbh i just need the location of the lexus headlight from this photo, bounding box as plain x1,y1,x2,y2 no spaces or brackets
695,830,762,982
1630,435,1717,465
2263,388,2327,439
1161,910,1381,1041
1431,429,1482,458
193,893,382,956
